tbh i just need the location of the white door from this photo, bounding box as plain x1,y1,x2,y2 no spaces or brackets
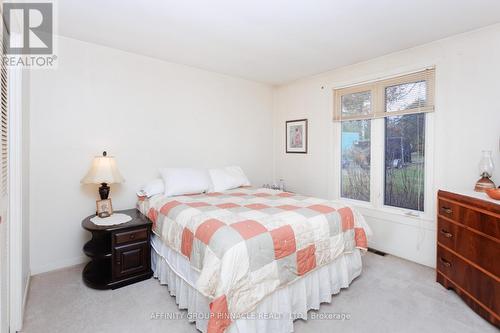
0,191,8,333
0,71,9,333
0,8,10,332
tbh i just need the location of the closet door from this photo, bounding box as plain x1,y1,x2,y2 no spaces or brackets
0,14,9,333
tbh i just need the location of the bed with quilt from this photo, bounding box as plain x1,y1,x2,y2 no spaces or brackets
137,183,370,333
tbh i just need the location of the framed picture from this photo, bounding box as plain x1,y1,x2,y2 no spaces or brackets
286,119,308,153
96,199,113,218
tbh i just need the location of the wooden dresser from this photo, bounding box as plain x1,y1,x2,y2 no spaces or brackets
436,190,499,327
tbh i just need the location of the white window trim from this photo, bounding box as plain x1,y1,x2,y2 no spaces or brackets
332,75,435,225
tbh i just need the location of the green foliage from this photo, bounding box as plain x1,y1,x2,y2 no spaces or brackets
342,163,424,210
385,164,425,211
342,167,370,202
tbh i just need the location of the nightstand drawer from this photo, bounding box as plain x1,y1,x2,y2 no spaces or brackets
438,218,500,276
114,228,148,245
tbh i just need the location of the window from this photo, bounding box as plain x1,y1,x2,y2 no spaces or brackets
341,120,371,201
341,90,371,117
334,69,434,213
384,114,425,211
385,81,427,112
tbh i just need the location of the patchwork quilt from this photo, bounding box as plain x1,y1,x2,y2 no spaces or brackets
137,187,369,333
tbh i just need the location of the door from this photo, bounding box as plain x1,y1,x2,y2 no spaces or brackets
0,11,10,333
0,31,9,333
113,242,149,279
0,200,8,333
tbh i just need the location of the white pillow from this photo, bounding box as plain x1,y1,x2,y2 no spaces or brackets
160,168,211,196
137,178,164,198
209,166,251,192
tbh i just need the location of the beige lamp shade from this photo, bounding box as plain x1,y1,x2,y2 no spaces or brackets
81,153,125,184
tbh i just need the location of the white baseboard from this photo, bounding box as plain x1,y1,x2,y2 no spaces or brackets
31,256,89,276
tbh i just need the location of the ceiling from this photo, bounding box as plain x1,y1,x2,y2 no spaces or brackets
57,0,500,85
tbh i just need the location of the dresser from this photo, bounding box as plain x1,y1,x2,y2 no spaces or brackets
82,209,153,289
436,190,499,327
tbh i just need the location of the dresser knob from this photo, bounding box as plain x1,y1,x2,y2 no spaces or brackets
440,229,453,238
441,207,452,214
439,257,451,267
130,234,135,239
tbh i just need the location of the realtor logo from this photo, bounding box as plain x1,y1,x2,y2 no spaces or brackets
3,2,53,54
2,1,56,67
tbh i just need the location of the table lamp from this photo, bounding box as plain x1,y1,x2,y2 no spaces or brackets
81,151,125,199
474,150,495,192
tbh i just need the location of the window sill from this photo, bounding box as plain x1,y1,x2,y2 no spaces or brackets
336,199,435,231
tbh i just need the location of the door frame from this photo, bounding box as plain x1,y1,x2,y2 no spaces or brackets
8,46,25,333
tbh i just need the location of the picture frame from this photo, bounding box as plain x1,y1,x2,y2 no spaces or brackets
286,119,308,153
96,198,113,218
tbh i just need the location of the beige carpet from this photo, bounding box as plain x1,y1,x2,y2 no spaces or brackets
21,252,496,333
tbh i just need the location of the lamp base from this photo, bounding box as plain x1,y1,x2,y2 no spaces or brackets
474,177,496,192
99,183,110,200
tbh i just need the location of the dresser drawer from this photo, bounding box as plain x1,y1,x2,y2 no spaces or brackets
438,198,500,240
437,245,499,315
437,198,461,222
114,228,148,245
438,218,500,277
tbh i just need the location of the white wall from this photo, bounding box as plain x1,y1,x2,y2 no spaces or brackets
29,36,274,274
273,24,500,267
30,25,500,273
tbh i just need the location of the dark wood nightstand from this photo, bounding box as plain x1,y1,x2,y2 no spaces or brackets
82,208,153,289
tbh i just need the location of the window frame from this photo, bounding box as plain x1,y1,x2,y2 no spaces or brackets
333,69,435,121
333,68,435,221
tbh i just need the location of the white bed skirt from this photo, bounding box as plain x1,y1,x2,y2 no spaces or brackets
151,235,362,333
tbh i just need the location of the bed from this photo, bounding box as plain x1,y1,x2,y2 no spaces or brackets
137,187,370,333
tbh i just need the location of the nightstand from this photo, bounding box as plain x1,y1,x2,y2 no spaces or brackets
81,208,153,289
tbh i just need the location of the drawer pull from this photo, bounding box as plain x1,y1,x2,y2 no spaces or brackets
439,257,451,267
440,229,453,238
441,207,452,214
129,234,136,240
